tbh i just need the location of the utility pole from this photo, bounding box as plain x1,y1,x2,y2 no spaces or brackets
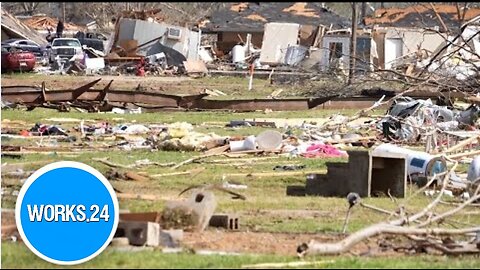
348,2,358,85
62,2,66,22
360,2,367,22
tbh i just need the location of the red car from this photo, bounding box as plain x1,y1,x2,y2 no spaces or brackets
1,46,36,72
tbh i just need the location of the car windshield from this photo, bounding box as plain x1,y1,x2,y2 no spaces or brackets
52,39,81,47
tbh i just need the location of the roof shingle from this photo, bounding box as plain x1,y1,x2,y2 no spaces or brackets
200,2,350,33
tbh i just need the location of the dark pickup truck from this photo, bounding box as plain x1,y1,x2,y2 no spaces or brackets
74,32,107,52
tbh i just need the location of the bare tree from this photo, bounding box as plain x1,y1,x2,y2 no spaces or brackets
3,2,47,16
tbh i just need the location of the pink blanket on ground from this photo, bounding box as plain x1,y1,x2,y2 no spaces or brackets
301,144,348,158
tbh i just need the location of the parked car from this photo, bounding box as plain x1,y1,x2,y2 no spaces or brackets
1,38,44,58
48,38,84,63
1,46,36,72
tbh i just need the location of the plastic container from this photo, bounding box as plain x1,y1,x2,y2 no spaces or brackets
229,135,256,152
372,143,446,177
256,130,283,150
229,140,245,152
243,135,256,150
467,156,480,181
231,45,246,63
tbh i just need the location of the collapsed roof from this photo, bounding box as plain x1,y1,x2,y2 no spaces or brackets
1,8,47,45
200,2,350,33
21,16,85,32
364,4,480,30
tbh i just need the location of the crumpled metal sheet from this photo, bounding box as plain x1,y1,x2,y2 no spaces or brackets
378,97,474,141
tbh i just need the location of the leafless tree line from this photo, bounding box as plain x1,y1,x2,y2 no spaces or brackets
2,2,229,30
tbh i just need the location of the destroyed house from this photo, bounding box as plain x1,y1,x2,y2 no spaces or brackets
21,16,85,36
200,2,350,54
115,18,201,62
364,4,480,70
364,4,480,30
319,31,375,73
1,8,47,46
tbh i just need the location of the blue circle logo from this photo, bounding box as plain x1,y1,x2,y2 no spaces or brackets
15,161,119,265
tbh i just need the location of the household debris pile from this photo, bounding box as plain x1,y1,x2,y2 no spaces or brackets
2,94,480,257
3,3,480,261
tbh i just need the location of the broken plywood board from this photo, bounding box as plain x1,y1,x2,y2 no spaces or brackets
151,168,205,178
116,193,176,201
225,170,326,178
43,118,98,123
118,39,139,56
183,60,208,75
259,22,300,65
242,118,330,128
204,145,230,156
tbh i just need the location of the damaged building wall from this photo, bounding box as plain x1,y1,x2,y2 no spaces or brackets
217,31,263,54
201,2,350,54
215,24,318,57
320,35,350,71
454,25,480,60
356,36,373,72
372,31,386,69
364,4,480,70
117,18,200,60
319,35,373,72
259,22,300,65
374,27,447,69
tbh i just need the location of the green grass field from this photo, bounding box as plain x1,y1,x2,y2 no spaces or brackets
3,242,480,269
2,107,479,268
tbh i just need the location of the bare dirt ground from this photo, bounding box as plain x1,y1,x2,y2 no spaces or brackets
182,230,370,256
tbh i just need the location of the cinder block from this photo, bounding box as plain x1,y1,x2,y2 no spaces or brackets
305,174,336,196
352,152,371,196
209,214,239,230
326,162,348,170
299,150,406,198
347,151,370,167
160,229,183,248
370,156,406,198
115,221,160,247
286,185,306,196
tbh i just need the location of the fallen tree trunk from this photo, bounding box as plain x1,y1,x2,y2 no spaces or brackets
300,158,480,256
301,224,480,256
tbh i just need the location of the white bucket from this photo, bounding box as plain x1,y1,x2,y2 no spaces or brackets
372,143,446,176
